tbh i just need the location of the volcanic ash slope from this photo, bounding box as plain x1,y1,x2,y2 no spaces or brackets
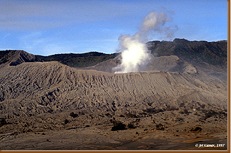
0,60,228,150
0,61,226,117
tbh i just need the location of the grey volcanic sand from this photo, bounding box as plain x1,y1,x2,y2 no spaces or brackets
0,125,227,150
0,62,227,150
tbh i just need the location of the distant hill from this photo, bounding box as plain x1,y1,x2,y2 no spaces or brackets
35,52,118,68
147,38,227,67
0,50,35,67
0,50,117,68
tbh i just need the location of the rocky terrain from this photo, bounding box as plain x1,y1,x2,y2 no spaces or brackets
0,39,228,150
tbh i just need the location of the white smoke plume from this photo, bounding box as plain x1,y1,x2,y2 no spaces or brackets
114,12,176,73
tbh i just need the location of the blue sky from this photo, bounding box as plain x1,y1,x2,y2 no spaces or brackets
0,0,228,55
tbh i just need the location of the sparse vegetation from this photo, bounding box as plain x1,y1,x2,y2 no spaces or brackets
111,120,126,131
0,118,6,127
190,127,202,132
70,112,78,118
156,123,165,130
64,119,70,124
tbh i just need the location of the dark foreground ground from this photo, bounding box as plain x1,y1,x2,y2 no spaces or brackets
0,127,227,150
0,111,227,150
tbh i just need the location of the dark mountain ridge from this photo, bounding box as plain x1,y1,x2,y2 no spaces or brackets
0,50,117,68
0,50,35,66
147,38,227,67
35,51,118,67
0,38,227,69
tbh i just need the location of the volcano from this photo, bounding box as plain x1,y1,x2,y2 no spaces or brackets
0,39,227,150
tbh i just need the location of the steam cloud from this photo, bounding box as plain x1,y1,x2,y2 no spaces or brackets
114,12,177,73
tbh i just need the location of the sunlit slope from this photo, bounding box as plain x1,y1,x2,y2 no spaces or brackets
0,61,226,117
